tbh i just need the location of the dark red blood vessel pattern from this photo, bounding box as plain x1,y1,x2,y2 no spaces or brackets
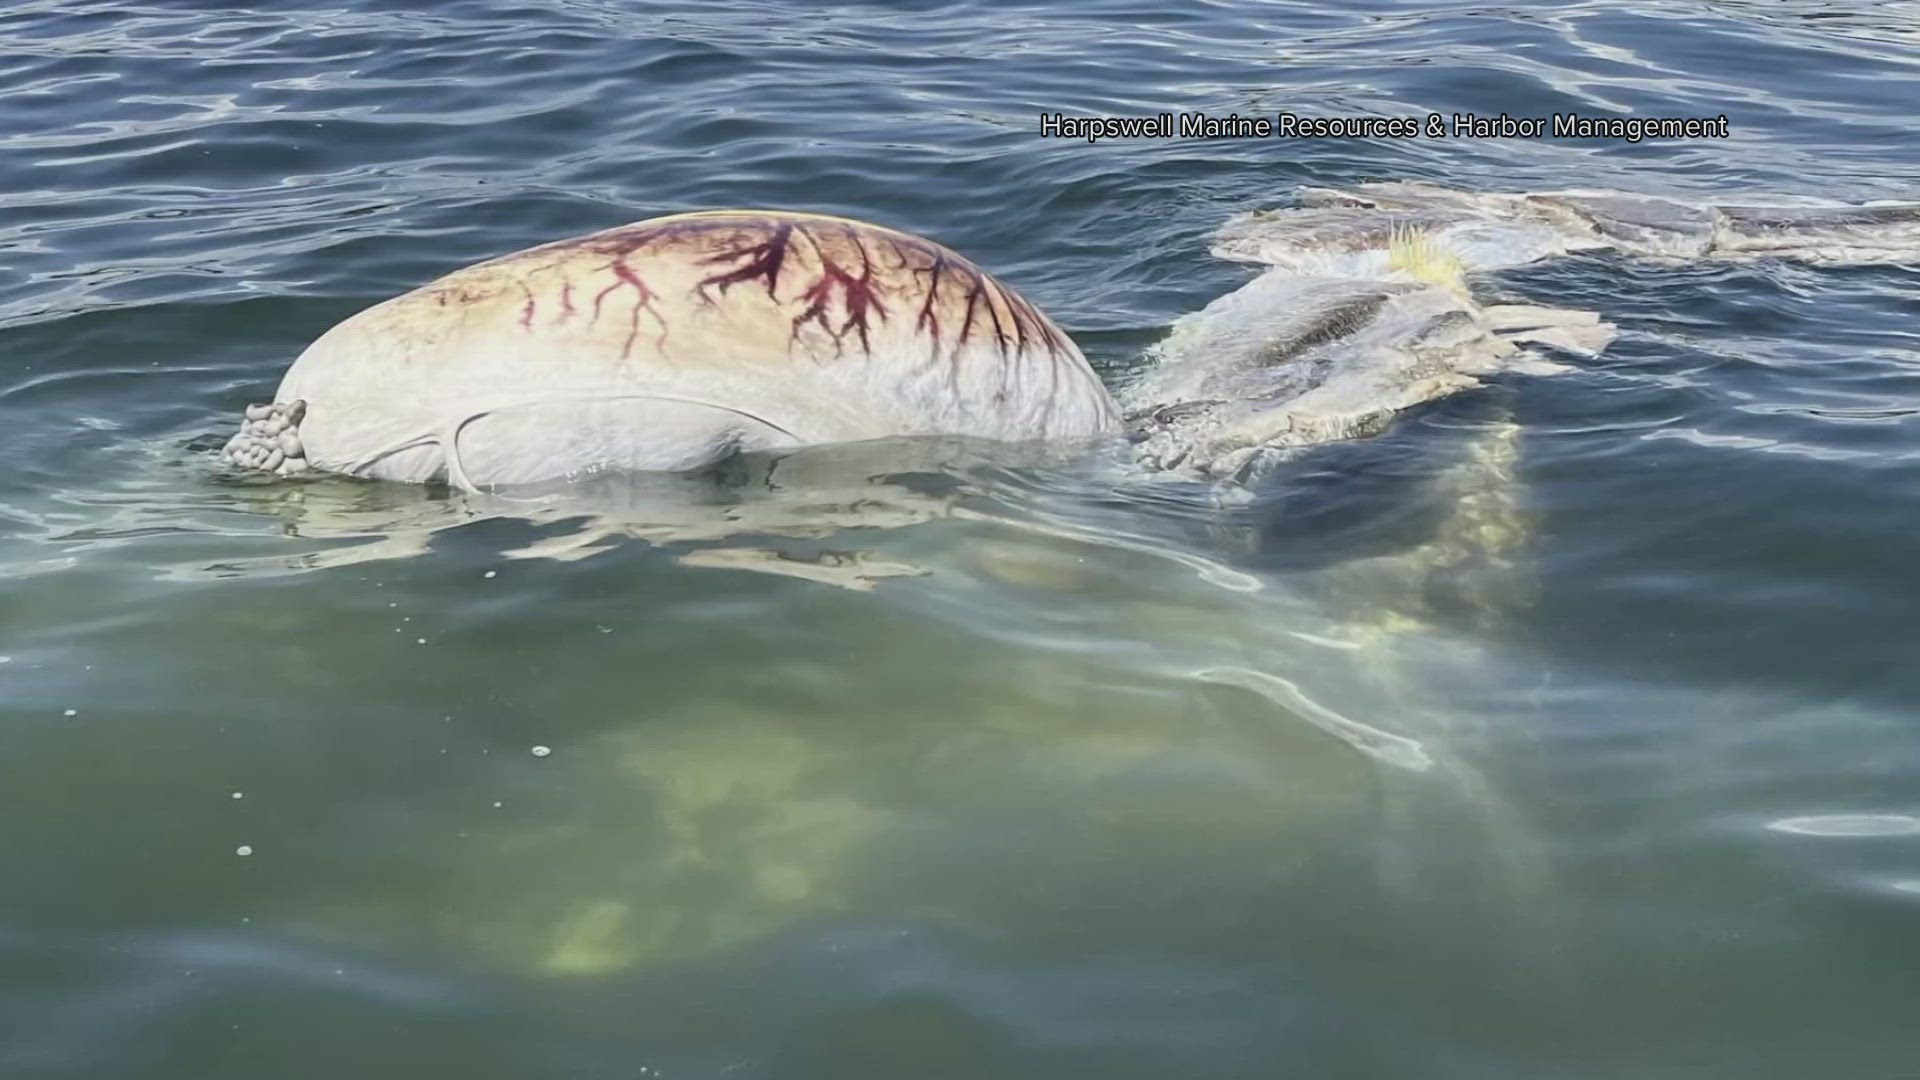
448,215,1075,367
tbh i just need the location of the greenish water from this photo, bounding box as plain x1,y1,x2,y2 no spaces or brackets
4,2,1920,1077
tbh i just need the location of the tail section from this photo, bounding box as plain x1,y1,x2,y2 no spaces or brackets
1216,182,1920,271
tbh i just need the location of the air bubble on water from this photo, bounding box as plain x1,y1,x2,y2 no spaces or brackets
63,708,76,717
416,638,427,645
231,791,243,800
531,745,552,757
484,570,497,579
493,801,503,808
235,845,253,856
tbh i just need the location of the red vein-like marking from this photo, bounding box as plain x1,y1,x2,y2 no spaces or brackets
994,282,1063,362
952,277,986,365
502,216,1074,382
990,293,1014,405
507,259,583,330
789,224,890,356
1006,285,1035,361
844,225,887,351
1005,291,1044,414
695,221,794,301
982,283,1012,362
912,250,949,351
517,282,537,328
949,269,1012,401
591,255,668,358
879,236,918,276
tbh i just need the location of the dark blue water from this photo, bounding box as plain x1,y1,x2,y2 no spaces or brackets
4,2,1920,1077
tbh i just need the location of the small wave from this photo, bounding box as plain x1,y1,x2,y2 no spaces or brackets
1193,665,1433,771
1766,813,1920,837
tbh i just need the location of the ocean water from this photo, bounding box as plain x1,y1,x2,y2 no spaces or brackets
4,1,1920,1077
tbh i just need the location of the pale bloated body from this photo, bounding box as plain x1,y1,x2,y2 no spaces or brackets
234,211,1120,488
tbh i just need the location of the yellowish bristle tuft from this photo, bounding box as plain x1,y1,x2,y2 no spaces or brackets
1386,226,1470,298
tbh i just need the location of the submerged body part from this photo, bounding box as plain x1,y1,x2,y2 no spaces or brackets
224,211,1120,488
1124,182,1920,480
1211,180,1920,272
225,184,1920,490
1120,272,1607,480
